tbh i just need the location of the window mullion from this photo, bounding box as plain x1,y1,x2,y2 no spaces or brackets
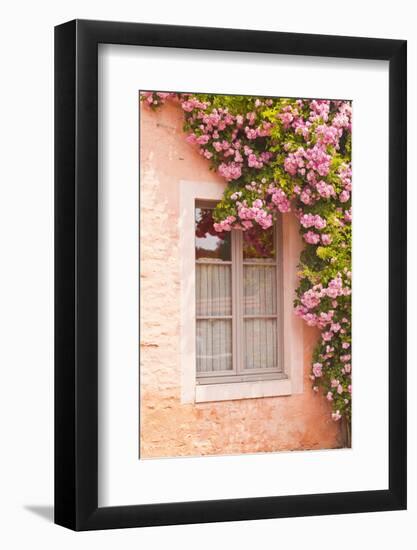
231,230,237,375
234,230,244,374
276,216,284,374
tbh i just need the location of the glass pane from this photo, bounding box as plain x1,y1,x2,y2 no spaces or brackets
196,319,232,372
244,319,278,370
195,207,231,261
196,264,232,316
243,224,275,262
244,266,277,315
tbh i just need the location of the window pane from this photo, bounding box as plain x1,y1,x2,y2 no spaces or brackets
244,319,278,369
244,265,277,315
196,264,232,316
243,224,275,262
195,207,231,261
196,319,232,372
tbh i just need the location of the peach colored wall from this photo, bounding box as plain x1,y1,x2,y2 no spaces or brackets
140,101,341,458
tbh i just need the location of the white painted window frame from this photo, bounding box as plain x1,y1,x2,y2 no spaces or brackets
180,180,304,403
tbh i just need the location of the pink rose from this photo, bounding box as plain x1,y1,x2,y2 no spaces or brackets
196,134,210,145
312,363,323,377
339,190,350,203
304,231,320,245
332,410,342,421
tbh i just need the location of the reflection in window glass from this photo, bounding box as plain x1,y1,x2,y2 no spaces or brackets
195,208,231,261
243,224,275,261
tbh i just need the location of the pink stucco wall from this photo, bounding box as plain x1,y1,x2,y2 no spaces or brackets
139,101,342,458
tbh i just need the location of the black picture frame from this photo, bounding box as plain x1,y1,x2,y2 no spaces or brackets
54,19,407,531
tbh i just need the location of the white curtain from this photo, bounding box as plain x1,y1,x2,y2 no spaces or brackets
196,263,231,317
196,263,232,372
244,318,277,369
244,265,276,315
196,319,232,372
244,265,277,369
195,262,279,373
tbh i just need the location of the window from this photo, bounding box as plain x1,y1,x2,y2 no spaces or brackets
195,202,284,385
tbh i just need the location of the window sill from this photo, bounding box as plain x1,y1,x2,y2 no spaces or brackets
195,377,292,403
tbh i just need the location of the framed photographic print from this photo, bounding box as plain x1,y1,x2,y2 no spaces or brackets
54,19,407,530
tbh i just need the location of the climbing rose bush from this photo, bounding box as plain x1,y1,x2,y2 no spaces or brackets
141,91,352,430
